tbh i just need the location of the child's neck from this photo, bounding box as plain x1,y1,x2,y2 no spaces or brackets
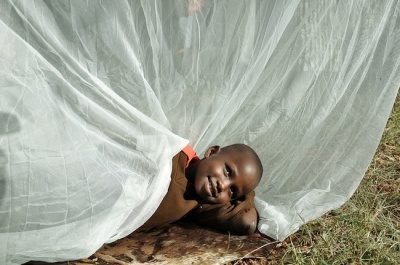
185,160,198,184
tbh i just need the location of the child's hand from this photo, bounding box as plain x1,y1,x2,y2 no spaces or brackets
230,207,258,235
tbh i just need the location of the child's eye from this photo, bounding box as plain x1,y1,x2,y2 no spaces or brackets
229,186,236,198
225,165,231,177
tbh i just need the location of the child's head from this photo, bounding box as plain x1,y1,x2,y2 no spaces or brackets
192,144,263,204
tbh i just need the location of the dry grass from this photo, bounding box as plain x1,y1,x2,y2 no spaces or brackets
267,92,400,265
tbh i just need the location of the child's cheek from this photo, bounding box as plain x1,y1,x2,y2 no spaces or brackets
216,193,230,204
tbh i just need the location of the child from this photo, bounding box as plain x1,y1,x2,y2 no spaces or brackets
140,143,263,235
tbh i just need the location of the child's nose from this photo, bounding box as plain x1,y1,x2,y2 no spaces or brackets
217,179,230,192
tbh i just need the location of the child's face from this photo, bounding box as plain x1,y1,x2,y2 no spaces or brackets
194,146,259,204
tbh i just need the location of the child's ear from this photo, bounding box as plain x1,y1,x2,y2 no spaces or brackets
204,145,221,158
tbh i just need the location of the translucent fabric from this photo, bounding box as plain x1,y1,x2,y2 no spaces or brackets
1,0,399,263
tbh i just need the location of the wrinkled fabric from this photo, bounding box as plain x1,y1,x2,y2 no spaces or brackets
0,0,399,264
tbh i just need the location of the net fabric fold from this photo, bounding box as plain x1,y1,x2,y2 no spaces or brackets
0,0,399,263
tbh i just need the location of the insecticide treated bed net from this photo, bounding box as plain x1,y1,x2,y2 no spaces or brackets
0,0,399,264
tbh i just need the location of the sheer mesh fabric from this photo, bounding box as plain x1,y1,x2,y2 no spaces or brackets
0,1,399,263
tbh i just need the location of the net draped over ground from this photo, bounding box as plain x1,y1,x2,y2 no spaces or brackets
0,1,399,264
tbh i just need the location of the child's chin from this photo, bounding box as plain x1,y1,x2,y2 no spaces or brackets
203,196,227,204
203,197,216,204
199,194,217,204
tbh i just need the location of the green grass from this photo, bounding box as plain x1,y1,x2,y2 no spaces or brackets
270,92,400,265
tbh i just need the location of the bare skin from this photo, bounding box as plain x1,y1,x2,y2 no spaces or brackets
231,207,258,235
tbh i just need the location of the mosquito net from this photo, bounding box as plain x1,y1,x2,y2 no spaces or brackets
1,0,399,264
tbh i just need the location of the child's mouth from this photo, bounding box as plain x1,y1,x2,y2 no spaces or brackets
207,177,216,197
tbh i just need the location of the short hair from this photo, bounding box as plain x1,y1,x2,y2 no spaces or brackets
220,143,263,182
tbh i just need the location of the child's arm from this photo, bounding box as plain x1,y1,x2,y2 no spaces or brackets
230,207,258,235
187,191,258,235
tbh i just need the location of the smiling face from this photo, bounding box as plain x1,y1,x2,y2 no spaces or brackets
194,145,261,204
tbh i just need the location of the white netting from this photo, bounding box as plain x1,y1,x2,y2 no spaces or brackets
0,0,399,264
